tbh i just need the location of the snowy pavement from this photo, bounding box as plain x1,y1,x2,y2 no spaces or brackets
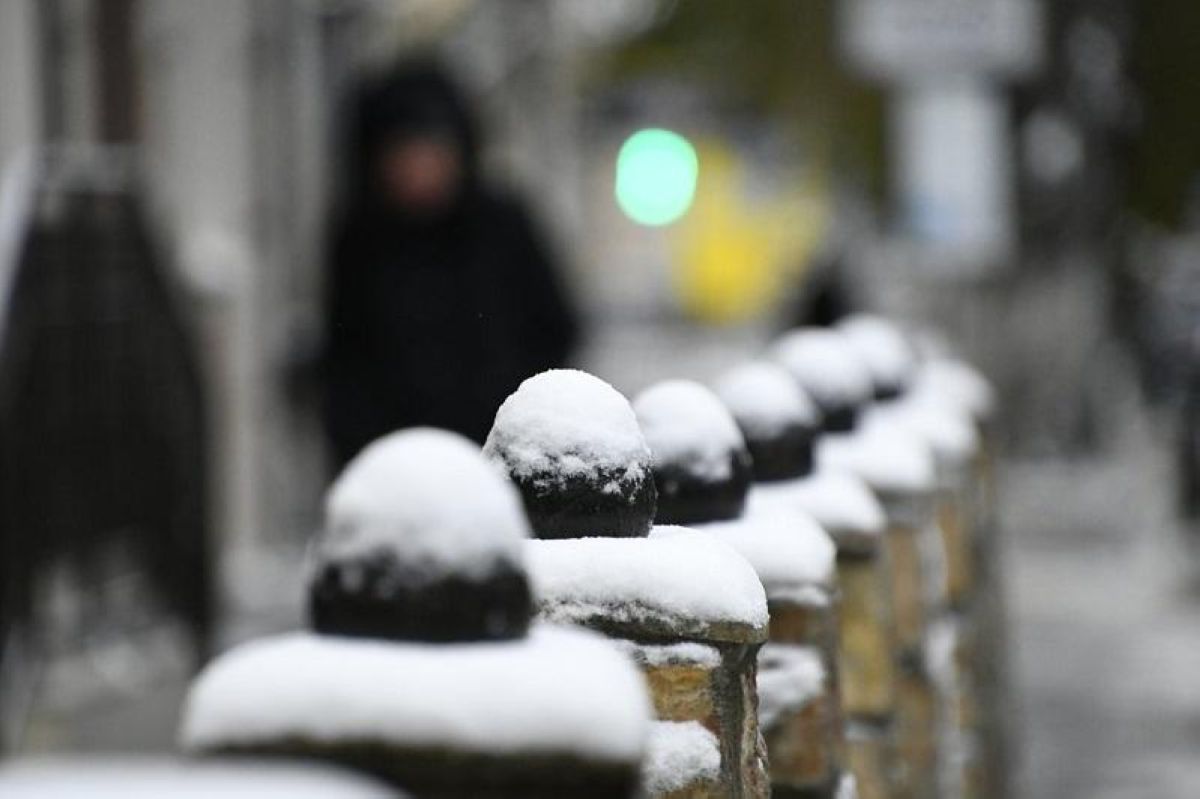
1004,406,1200,798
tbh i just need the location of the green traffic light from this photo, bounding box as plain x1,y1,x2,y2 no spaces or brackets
615,128,698,227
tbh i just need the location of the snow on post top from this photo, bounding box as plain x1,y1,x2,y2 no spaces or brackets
748,470,886,553
484,369,657,539
866,396,979,468
914,358,996,421
525,532,768,644
633,380,752,525
313,428,533,643
180,625,651,766
714,362,822,482
321,428,528,576
769,329,873,432
818,423,936,496
687,510,836,595
485,369,650,484
633,380,747,480
714,362,821,437
837,314,917,399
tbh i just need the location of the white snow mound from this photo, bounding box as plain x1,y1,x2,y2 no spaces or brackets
633,380,746,481
686,512,836,591
0,759,396,798
837,314,916,389
484,369,651,487
770,329,873,409
321,428,528,580
714,361,821,436
818,425,936,495
181,625,650,763
915,359,995,420
749,470,886,538
757,645,827,729
865,396,979,464
526,531,768,632
640,721,721,795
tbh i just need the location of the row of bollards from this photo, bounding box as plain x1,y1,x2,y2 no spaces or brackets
2,316,1001,797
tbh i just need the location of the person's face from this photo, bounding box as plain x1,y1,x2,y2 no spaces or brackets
378,135,462,215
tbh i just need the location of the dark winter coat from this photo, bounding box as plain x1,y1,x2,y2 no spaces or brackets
323,63,579,467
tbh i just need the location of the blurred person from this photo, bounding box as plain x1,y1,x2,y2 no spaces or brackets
323,60,579,468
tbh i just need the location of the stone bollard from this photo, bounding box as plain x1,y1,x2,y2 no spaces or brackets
717,361,887,799
180,429,651,797
633,379,847,798
819,418,942,799
772,328,943,799
485,370,770,798
838,317,956,799
912,357,1004,799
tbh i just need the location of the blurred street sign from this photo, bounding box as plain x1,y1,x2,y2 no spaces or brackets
893,83,1014,266
841,0,1042,81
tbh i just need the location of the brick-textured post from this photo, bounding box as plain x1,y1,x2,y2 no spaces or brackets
634,379,849,798
489,370,770,798
717,361,888,799
911,358,1004,799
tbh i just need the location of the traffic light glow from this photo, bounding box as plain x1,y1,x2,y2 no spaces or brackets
615,128,699,227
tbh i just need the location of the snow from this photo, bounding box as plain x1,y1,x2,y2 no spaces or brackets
769,329,874,410
181,625,650,764
914,358,996,420
320,428,528,581
525,531,768,635
687,512,836,592
757,645,827,729
0,759,396,798
865,396,979,465
748,470,886,540
640,721,722,795
817,425,936,496
713,361,821,437
837,314,916,391
614,640,722,669
633,380,747,482
483,369,651,489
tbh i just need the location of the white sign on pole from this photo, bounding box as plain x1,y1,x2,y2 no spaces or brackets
892,82,1014,266
841,0,1042,82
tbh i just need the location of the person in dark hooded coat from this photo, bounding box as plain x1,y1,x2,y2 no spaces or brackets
323,61,580,468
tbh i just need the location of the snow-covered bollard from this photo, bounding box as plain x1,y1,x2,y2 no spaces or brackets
486,370,770,798
181,429,652,797
908,357,1003,799
819,415,942,799
912,358,999,611
717,361,891,799
633,380,846,797
770,330,937,798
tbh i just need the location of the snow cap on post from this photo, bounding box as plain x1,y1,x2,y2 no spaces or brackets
837,314,917,400
913,358,996,422
818,422,936,497
769,328,874,433
484,369,657,539
310,428,533,643
714,361,821,481
633,380,752,525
